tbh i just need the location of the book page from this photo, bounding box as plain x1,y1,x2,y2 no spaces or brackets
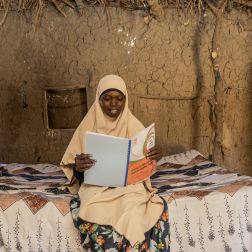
127,123,156,185
127,159,156,185
130,123,155,162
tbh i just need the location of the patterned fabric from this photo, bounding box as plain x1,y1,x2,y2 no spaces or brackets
0,195,82,251
2,151,252,251
152,150,252,202
153,150,252,252
70,197,170,252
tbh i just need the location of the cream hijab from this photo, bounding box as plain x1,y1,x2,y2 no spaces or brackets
61,74,144,179
61,75,164,246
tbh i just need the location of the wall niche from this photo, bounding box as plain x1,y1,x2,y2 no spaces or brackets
45,86,87,129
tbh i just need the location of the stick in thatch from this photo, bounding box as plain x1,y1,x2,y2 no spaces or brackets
50,0,67,17
33,0,44,28
18,0,35,10
233,0,252,8
0,0,10,26
61,0,75,9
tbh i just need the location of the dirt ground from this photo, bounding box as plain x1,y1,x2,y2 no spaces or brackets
0,7,251,175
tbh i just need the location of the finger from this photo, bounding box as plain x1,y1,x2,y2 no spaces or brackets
146,149,158,155
76,163,94,172
76,163,95,171
147,153,162,161
75,159,96,170
148,145,161,151
147,146,162,156
148,146,156,152
149,154,162,160
75,156,95,164
78,164,94,169
147,145,161,153
76,154,93,160
76,159,96,165
146,150,160,157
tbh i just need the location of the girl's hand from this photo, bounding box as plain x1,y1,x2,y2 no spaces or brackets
146,146,163,162
75,153,96,173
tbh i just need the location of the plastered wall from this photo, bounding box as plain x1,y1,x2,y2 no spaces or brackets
0,7,251,175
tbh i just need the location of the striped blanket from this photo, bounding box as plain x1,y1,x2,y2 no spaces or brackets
0,150,252,251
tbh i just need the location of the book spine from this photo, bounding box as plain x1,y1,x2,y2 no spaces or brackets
124,140,131,186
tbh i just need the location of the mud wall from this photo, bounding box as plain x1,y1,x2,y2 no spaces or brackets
0,7,251,175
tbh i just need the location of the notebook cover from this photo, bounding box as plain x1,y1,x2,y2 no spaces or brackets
84,132,131,187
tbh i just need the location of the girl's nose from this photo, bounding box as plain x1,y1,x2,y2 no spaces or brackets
111,98,117,106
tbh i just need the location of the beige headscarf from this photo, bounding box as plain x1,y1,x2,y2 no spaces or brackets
61,74,144,181
61,74,164,246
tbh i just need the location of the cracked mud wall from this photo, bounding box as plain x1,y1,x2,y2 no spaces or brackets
0,7,251,175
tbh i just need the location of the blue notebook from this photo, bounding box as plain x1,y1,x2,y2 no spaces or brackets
84,132,131,187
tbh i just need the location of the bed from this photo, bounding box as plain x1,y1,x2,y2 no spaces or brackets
0,150,252,251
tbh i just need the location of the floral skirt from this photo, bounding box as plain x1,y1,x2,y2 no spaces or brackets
70,197,170,252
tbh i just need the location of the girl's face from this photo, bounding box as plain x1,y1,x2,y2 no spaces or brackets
99,90,126,118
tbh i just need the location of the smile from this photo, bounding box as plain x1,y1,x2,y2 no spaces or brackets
110,109,119,114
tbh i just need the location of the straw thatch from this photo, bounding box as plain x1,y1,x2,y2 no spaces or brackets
0,0,251,27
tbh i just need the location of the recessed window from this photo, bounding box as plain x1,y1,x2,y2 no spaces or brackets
45,87,87,129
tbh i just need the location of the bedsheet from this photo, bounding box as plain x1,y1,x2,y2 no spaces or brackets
0,150,251,251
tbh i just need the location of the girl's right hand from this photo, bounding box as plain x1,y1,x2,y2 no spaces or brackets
75,153,96,172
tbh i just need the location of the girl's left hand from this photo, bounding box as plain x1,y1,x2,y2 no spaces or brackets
146,146,163,162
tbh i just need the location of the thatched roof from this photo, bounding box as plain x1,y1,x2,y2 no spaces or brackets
0,0,251,26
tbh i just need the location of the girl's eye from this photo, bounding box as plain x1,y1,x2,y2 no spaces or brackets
101,94,124,102
103,96,110,101
117,97,123,101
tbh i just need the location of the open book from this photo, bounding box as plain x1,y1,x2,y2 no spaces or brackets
83,124,156,187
